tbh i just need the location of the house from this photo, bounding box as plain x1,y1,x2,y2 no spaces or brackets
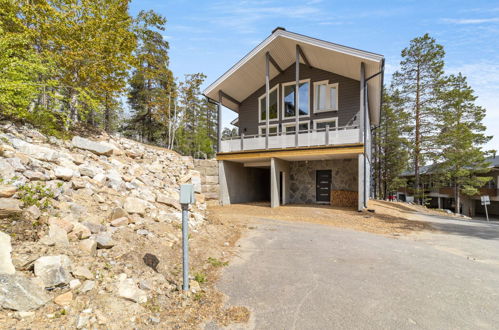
396,157,499,218
203,28,384,210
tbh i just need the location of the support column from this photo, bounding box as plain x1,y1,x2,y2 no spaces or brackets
359,63,365,143
218,161,230,206
265,52,270,149
270,158,290,208
217,92,223,153
295,45,300,147
438,196,442,209
358,153,364,211
359,62,367,209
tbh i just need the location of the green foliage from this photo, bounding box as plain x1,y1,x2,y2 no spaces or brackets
207,257,228,268
194,272,207,283
392,33,446,203
17,182,55,210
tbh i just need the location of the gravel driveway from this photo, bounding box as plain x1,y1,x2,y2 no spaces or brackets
212,212,499,329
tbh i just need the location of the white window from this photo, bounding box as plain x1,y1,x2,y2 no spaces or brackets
314,118,338,130
282,80,310,119
258,124,279,136
282,121,309,134
314,81,338,112
258,85,279,123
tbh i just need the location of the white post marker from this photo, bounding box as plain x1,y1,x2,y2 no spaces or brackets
481,195,490,222
180,184,195,290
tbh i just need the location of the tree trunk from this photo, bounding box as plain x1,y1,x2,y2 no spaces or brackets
414,65,421,204
455,183,461,214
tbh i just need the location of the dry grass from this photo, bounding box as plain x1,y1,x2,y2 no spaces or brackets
209,200,434,238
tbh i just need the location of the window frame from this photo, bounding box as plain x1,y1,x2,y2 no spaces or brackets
258,124,279,136
281,79,311,120
313,80,339,113
313,117,339,130
258,84,280,124
282,120,310,134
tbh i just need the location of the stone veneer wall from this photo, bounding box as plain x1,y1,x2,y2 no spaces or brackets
193,159,219,205
289,159,358,204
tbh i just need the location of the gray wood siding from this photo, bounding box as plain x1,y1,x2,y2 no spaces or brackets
237,63,360,136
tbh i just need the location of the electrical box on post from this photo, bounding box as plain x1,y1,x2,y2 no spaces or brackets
180,184,195,205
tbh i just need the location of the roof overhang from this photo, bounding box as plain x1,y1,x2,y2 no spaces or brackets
203,29,384,125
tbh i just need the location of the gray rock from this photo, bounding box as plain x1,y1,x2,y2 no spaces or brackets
95,234,115,249
34,255,72,288
0,185,16,198
0,198,22,218
10,138,58,162
54,166,74,181
48,224,69,247
6,158,26,172
0,274,50,311
25,205,41,220
79,239,97,256
0,159,15,179
124,197,147,215
23,170,47,181
72,266,93,280
80,280,95,293
117,277,147,303
0,231,15,274
108,207,128,221
71,136,114,156
156,194,181,210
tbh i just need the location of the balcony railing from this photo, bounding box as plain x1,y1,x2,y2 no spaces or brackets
220,126,360,153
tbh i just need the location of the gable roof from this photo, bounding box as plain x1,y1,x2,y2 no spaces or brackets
203,28,384,124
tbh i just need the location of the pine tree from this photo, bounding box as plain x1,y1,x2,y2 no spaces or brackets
433,73,492,214
373,87,411,199
392,33,445,203
126,10,174,143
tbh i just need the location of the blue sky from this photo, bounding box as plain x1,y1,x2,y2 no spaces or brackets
130,0,499,150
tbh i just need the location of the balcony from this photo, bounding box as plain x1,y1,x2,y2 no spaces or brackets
220,126,360,153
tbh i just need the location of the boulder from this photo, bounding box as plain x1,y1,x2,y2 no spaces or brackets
108,207,128,221
23,170,47,181
95,234,115,249
25,205,41,220
54,291,73,306
34,255,72,288
72,266,93,280
71,136,114,156
79,239,97,256
0,231,15,275
124,197,147,215
0,185,16,198
10,138,58,162
0,159,15,179
49,217,74,233
72,223,91,240
0,274,50,311
110,217,128,227
156,194,181,210
0,198,22,218
48,224,69,247
54,166,74,181
117,276,147,303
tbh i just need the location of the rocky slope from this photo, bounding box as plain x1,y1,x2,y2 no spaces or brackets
0,123,234,328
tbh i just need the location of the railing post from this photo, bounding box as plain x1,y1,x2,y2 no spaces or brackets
325,125,330,145
241,133,244,151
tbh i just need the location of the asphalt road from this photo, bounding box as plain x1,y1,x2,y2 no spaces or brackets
212,213,499,329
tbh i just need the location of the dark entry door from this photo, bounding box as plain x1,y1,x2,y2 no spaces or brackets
316,170,332,203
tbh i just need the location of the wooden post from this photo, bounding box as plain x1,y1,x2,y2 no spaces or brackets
295,45,300,147
265,52,270,149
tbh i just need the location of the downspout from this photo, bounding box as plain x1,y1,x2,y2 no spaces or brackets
363,58,385,208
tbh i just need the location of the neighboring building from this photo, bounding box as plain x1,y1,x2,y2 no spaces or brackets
396,157,499,218
203,28,384,210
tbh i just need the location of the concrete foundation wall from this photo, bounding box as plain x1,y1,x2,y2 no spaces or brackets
219,160,270,205
288,159,358,204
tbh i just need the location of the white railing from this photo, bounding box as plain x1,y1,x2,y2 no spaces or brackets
220,126,361,153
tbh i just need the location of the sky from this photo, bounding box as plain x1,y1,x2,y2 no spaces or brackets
130,0,499,151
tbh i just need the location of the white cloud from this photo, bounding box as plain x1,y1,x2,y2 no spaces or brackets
443,17,499,24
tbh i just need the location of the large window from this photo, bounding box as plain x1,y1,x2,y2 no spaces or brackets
314,118,338,130
282,121,309,134
259,85,279,122
282,80,310,119
314,81,338,112
258,124,279,136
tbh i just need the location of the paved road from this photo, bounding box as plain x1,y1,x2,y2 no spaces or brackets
213,214,499,329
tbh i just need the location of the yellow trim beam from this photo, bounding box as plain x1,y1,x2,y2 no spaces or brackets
216,144,364,160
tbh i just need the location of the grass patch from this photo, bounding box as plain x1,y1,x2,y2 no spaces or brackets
207,257,228,268
194,272,207,283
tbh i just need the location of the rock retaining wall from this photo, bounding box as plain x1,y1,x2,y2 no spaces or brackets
194,159,219,205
